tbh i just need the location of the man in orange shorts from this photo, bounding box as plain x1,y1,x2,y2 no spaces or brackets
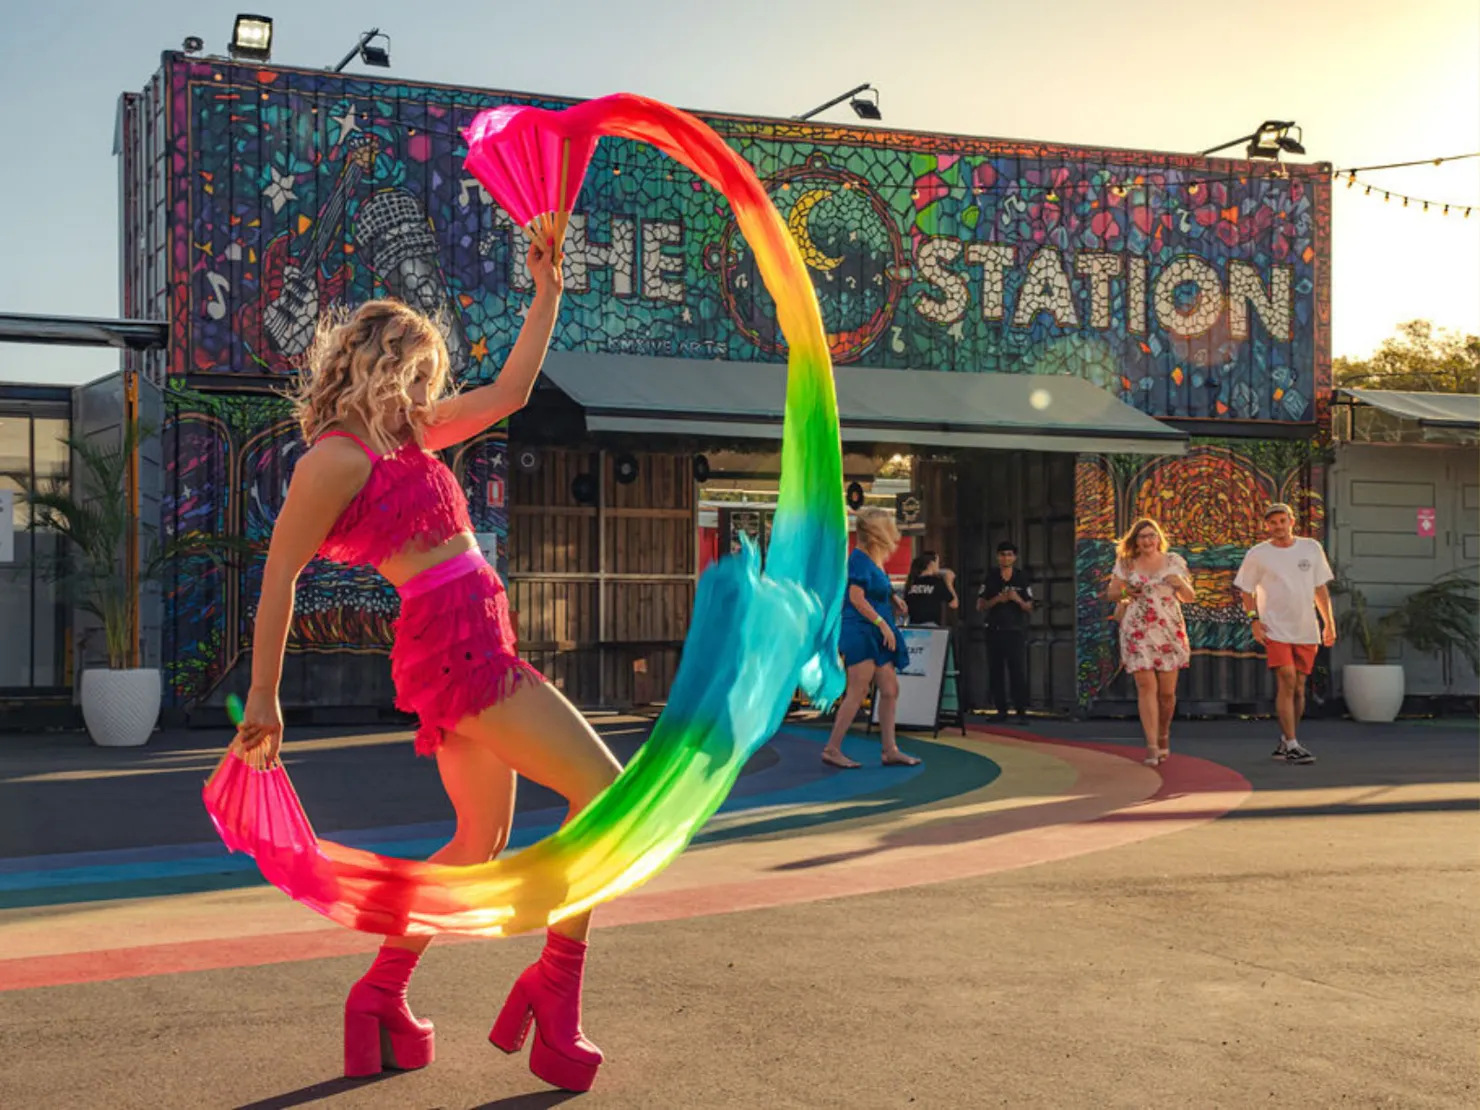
1234,503,1336,763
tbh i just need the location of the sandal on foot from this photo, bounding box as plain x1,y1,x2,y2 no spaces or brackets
821,750,862,769
882,752,922,767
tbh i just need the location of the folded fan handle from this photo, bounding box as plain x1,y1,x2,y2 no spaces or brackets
521,139,574,261
222,692,283,771
554,138,570,255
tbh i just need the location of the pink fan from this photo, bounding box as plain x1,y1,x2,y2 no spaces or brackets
203,741,338,906
463,104,600,256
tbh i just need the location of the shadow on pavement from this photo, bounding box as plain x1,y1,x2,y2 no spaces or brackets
466,1091,584,1109
232,1072,404,1109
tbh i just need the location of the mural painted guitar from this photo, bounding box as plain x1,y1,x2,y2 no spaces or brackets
238,134,379,370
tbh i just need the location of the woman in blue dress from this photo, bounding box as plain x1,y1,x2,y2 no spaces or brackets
820,508,923,769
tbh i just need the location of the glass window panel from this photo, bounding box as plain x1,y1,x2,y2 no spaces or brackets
0,531,34,686
1,473,25,529
32,530,63,687
34,418,70,479
0,415,29,474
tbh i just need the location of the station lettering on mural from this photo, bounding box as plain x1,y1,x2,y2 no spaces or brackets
466,183,1294,345
912,242,1294,343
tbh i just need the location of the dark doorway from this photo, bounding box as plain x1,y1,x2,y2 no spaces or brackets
953,451,1078,714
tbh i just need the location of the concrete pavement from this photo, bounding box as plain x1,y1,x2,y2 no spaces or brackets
0,713,1475,1108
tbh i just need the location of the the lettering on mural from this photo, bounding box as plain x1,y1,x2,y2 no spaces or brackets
466,189,1294,344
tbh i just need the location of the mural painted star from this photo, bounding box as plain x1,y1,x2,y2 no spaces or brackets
330,105,361,145
263,167,297,213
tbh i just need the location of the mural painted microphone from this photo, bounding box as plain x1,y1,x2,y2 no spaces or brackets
354,188,471,375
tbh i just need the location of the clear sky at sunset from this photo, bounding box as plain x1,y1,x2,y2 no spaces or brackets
0,0,1475,384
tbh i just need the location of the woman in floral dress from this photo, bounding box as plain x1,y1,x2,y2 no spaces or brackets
1106,518,1196,764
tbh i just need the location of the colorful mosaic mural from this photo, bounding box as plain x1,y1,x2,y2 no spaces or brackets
162,56,1329,424
161,388,508,706
137,54,1335,709
1074,439,1326,706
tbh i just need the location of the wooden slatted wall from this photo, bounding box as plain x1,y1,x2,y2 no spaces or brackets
508,446,695,707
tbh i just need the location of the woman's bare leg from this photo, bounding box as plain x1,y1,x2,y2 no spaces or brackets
454,680,622,942
1132,670,1160,760
1156,670,1179,757
875,664,900,754
874,665,921,765
383,734,517,955
823,660,877,764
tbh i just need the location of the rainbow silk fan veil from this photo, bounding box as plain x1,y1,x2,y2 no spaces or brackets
203,93,848,938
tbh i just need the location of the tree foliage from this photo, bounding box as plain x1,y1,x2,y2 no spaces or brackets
1334,320,1480,394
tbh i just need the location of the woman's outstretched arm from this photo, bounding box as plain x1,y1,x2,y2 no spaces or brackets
424,241,563,450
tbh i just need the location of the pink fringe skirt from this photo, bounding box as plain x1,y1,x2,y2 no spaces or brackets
391,549,544,756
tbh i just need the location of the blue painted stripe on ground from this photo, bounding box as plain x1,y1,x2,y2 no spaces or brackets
0,727,927,894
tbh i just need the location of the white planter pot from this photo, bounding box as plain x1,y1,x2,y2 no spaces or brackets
1343,664,1405,723
81,668,161,747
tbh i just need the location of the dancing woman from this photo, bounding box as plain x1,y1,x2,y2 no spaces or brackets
232,242,621,1092
1106,517,1195,765
819,508,922,770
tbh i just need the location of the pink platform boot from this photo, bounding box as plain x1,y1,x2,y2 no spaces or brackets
489,932,604,1092
343,947,435,1077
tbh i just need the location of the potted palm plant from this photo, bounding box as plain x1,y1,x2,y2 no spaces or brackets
1337,571,1479,723
26,421,238,747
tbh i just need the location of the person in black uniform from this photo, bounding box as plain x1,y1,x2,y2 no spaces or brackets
976,541,1033,719
904,552,958,627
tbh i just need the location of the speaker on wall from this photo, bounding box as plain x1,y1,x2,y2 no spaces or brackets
846,481,866,510
692,454,711,484
614,453,639,485
571,473,597,504
515,448,540,473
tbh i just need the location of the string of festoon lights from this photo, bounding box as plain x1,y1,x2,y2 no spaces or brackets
1334,152,1479,217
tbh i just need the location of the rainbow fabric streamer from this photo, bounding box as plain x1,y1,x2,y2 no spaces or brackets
204,94,846,938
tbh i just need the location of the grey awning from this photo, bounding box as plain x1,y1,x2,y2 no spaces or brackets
0,313,168,352
1337,387,1480,429
540,352,1187,456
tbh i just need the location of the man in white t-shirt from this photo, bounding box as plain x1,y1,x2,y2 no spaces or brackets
1233,503,1336,764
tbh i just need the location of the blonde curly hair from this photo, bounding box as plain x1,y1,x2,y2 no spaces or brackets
855,507,900,556
290,300,454,455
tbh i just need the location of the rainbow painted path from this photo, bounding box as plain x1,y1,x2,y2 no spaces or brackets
0,722,1247,992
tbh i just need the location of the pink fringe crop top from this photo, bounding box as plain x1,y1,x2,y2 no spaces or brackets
315,431,474,568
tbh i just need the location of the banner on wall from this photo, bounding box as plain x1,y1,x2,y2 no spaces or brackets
872,627,958,733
